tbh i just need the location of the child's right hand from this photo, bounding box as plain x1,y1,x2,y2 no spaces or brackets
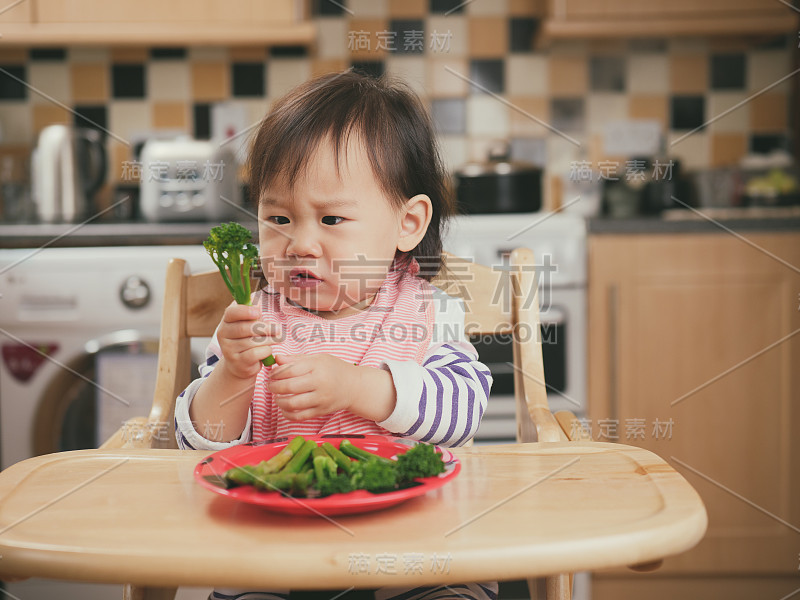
216,302,279,380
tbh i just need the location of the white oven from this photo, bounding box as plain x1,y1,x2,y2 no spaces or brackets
442,212,588,443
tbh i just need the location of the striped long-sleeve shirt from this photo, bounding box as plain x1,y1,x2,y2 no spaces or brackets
174,287,492,450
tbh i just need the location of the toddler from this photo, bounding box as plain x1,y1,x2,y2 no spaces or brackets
175,70,495,600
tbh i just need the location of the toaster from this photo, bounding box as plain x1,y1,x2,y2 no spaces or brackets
139,137,242,222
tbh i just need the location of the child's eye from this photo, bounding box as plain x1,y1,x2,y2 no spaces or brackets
268,216,290,225
321,216,344,225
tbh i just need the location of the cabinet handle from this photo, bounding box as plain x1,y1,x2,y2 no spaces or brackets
608,284,618,422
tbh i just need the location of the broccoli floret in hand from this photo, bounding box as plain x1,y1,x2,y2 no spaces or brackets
203,222,274,366
203,222,260,305
396,442,446,484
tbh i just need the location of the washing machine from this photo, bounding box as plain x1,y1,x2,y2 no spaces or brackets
0,244,215,600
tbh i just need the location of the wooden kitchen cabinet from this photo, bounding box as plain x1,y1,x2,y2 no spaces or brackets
543,0,797,39
588,232,800,597
0,0,314,46
0,0,31,23
34,0,299,25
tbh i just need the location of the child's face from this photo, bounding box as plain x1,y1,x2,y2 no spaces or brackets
258,137,407,319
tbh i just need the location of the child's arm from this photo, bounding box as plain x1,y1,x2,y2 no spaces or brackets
376,288,491,446
174,349,254,450
377,339,492,447
266,340,490,447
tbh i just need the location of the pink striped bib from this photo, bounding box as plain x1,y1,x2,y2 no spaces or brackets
250,260,435,442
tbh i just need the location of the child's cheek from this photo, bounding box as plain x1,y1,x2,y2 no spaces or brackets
259,255,278,285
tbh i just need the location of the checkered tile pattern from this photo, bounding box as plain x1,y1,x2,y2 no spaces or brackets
0,1,793,190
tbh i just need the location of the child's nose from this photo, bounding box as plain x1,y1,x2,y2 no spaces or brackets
285,225,321,257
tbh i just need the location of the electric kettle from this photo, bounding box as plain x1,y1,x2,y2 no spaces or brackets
31,125,107,222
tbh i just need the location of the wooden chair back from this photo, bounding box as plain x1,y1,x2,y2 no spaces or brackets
101,248,565,449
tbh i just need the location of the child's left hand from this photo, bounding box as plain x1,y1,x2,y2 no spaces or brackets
267,354,396,422
268,354,396,421
267,354,351,420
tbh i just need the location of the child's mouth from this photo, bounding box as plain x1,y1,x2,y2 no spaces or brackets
289,268,321,288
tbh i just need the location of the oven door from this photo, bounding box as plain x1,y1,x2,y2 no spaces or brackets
471,288,586,444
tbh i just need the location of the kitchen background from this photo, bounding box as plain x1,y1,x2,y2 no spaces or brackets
0,0,795,215
1,1,799,600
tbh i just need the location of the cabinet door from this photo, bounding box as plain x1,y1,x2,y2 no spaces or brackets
0,0,31,23
550,0,781,20
33,0,300,24
544,0,795,37
6,0,312,46
588,233,800,576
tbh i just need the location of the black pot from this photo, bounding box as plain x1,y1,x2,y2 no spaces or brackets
455,159,542,214
640,158,696,214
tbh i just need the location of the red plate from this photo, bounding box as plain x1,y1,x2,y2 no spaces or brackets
193,435,460,516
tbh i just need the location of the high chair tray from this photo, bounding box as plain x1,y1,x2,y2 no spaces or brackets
0,442,706,589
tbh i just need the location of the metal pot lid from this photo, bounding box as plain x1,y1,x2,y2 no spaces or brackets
456,159,541,178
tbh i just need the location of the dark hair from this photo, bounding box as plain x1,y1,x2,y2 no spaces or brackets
247,70,454,281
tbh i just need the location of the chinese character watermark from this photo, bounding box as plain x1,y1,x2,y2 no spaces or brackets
375,553,397,575
569,160,593,182
430,29,453,53
375,30,397,52
625,418,646,441
571,418,677,441
201,420,225,440
652,418,675,441
625,159,647,183
347,552,453,575
119,419,176,443
597,160,619,182
651,159,674,181
489,254,558,313
430,553,452,575
570,418,592,441
403,30,425,53
176,160,198,181
568,160,674,183
348,553,371,575
347,30,452,53
121,160,143,182
120,160,227,183
348,30,371,52
402,552,425,575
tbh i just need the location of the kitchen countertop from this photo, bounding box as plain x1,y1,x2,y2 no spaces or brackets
588,206,800,234
0,219,261,249
2,208,800,249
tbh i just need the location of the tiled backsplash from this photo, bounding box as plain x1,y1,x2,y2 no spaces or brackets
0,0,794,191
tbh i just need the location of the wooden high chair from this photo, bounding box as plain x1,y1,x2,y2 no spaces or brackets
101,248,564,453
98,248,700,600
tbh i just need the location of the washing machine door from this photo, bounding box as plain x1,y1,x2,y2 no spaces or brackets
32,330,196,455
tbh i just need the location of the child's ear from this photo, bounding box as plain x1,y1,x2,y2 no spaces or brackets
397,194,433,252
